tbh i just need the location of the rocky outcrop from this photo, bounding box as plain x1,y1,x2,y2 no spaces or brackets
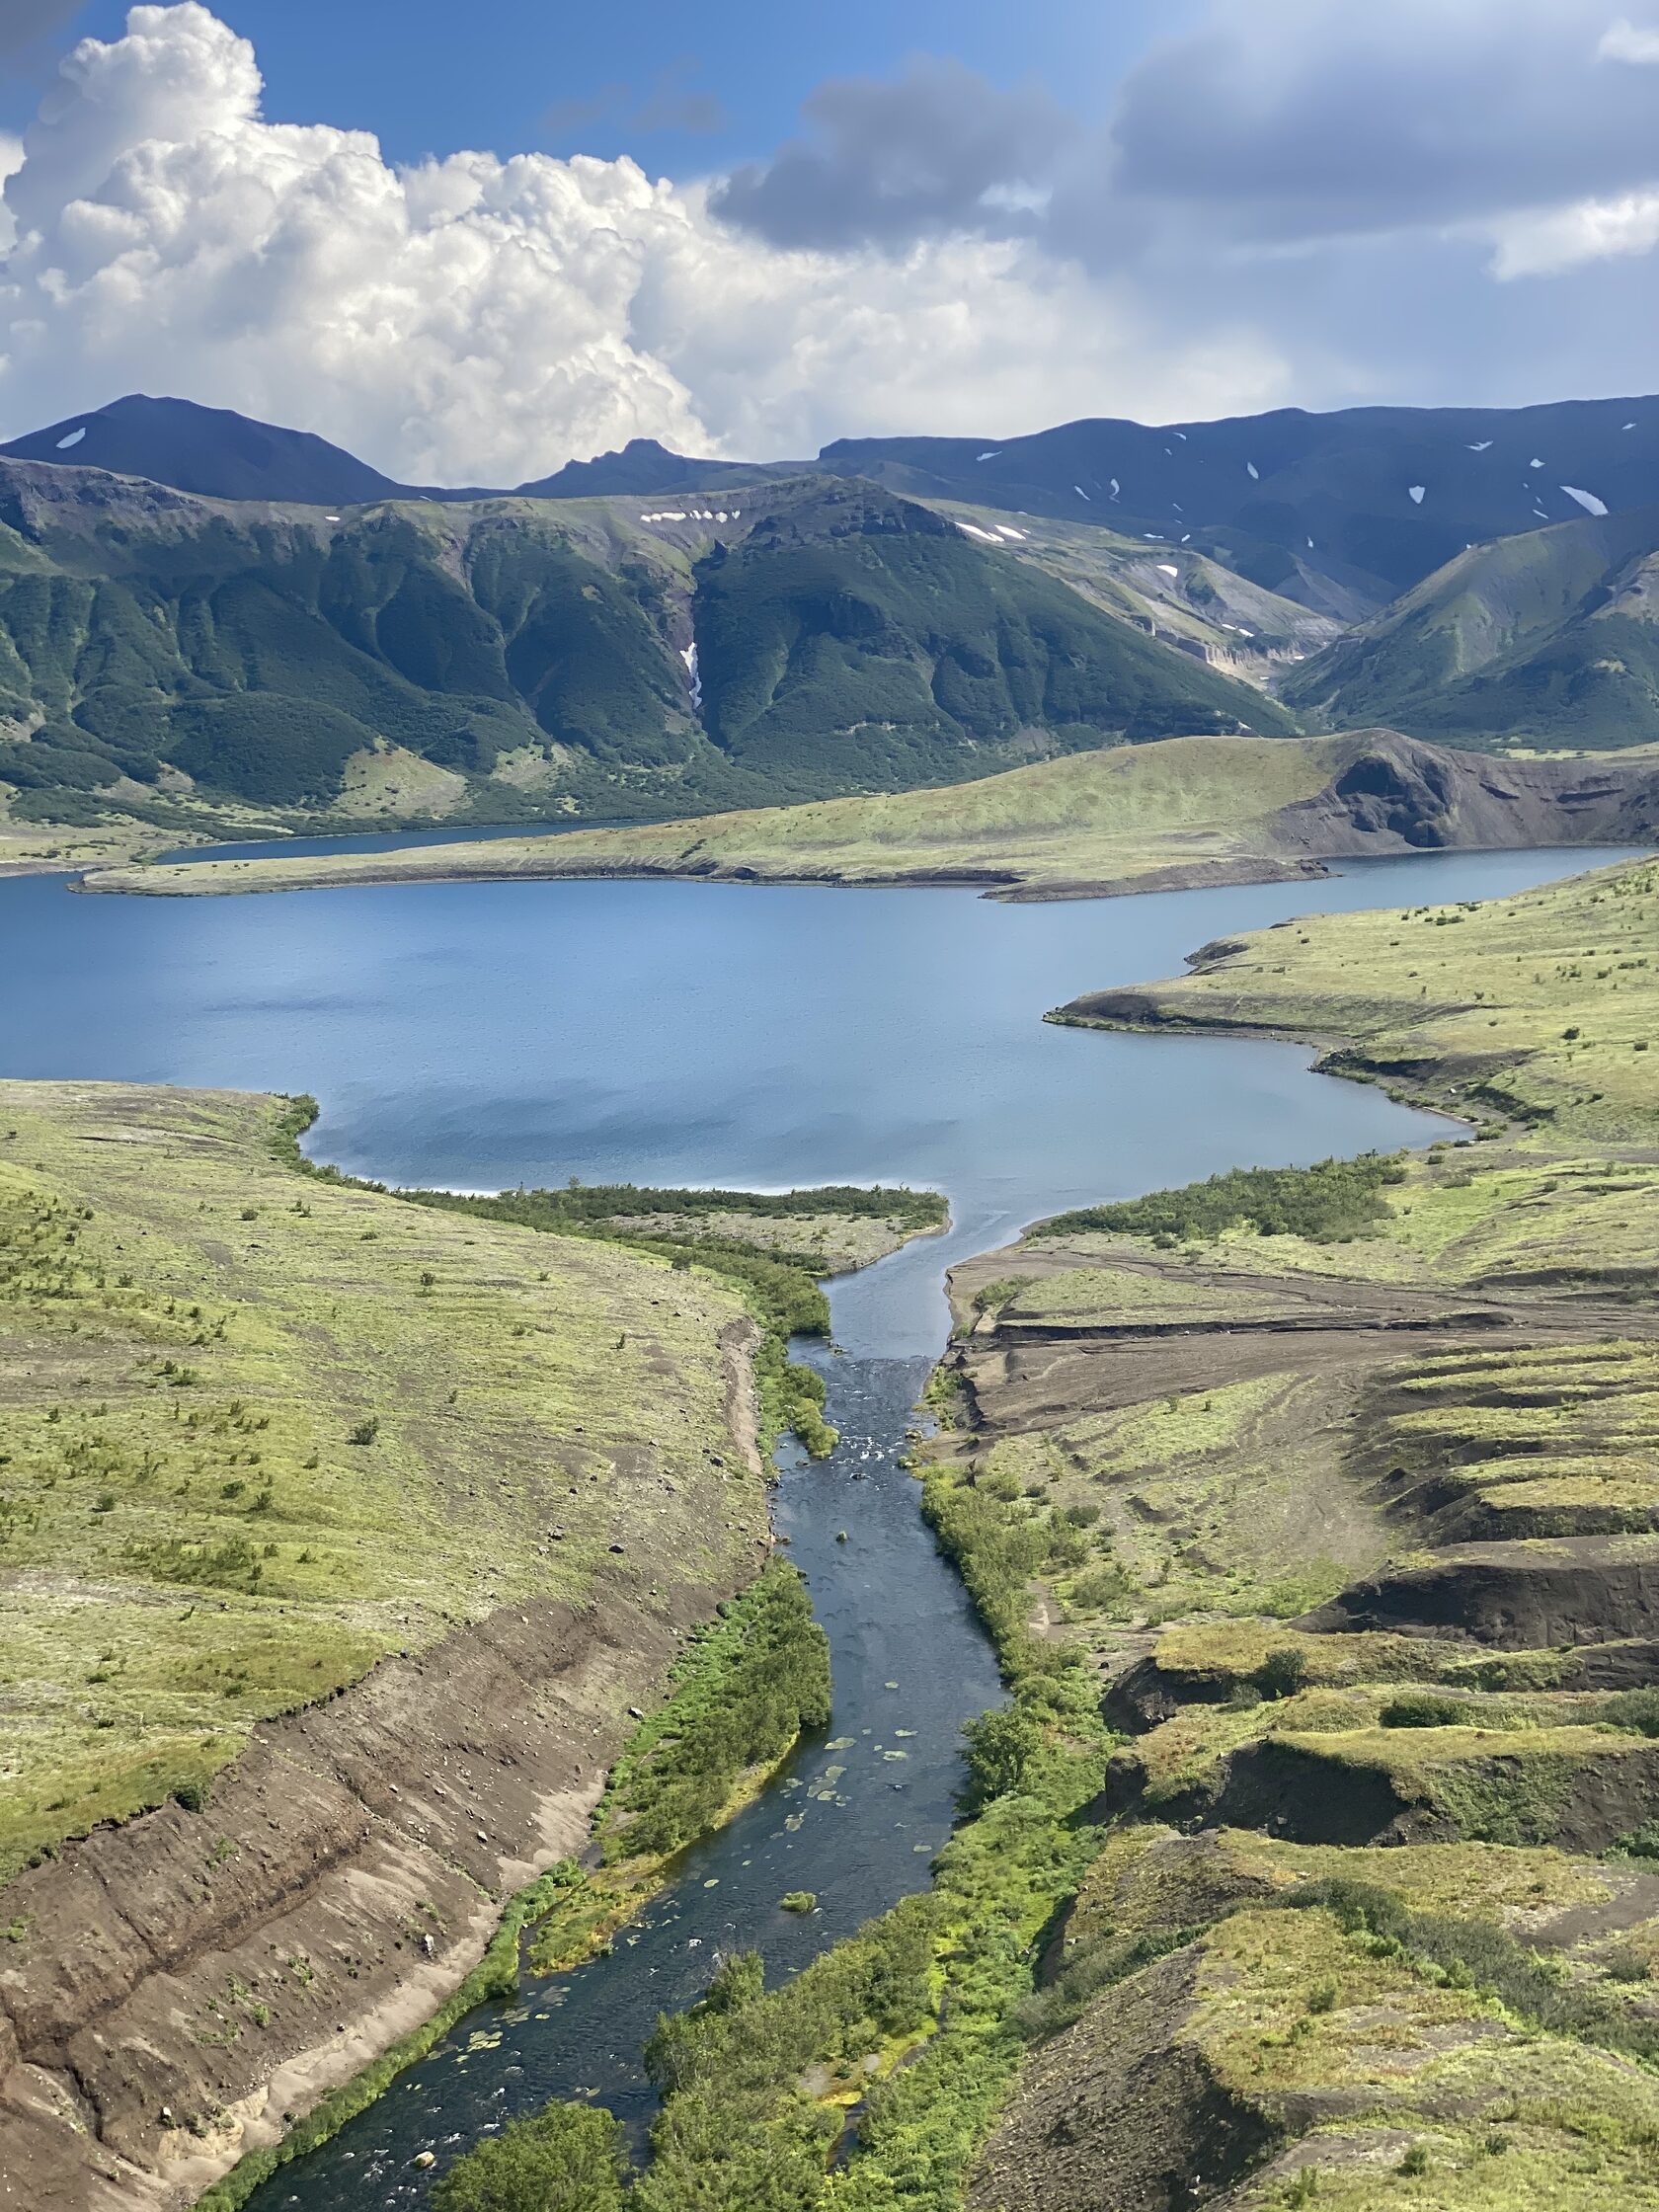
1272,729,1659,857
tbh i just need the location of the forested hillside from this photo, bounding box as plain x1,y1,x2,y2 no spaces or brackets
0,464,1285,833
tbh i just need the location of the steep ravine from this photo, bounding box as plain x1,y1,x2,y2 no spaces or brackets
0,1567,750,2212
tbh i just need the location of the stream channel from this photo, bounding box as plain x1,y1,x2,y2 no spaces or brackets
0,840,1638,2206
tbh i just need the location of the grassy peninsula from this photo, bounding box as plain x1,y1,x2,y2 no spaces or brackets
78,728,1659,902
1060,851,1659,1139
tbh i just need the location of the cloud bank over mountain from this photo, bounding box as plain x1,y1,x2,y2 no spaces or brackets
0,2,1654,485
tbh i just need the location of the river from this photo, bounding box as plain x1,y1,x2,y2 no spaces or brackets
0,842,1636,2206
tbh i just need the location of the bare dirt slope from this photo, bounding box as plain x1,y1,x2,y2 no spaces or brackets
0,1083,771,2209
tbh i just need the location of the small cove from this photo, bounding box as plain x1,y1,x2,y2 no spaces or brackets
0,842,1638,2205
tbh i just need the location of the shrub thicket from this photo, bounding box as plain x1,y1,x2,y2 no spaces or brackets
603,1561,830,1860
433,2104,628,2212
1043,1153,1406,1245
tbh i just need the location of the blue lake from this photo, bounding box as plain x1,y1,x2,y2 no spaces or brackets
0,840,1636,2205
2,846,1626,1356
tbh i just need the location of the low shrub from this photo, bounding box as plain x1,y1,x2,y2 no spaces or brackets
1379,1692,1468,1728
1043,1154,1406,1246
433,2103,627,2212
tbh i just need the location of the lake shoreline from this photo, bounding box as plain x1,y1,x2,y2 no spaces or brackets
0,844,1631,2211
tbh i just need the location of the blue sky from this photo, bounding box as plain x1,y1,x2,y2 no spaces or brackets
1,2,1655,480
1,1,1188,173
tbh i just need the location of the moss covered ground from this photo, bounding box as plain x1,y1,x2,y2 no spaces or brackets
1008,1824,1659,2208
0,1082,792,1882
82,733,1370,899
1058,854,1659,1143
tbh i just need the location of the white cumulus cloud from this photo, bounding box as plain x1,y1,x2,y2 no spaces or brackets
1490,187,1659,276
0,3,1291,483
0,133,22,255
1598,15,1659,63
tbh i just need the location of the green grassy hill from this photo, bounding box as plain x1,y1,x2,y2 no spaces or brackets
90,727,1659,901
1286,505,1659,750
0,1082,771,1879
0,462,1287,844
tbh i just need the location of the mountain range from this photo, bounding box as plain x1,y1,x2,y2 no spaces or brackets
0,460,1283,830
9,390,1655,606
1283,502,1659,750
2,389,1657,836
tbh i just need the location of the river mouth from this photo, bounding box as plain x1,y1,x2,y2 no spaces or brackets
0,842,1637,2206
251,1349,1007,2210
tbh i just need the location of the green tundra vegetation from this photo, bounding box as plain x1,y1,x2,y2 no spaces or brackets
0,1080,783,1882
431,2105,632,2212
1285,506,1659,750
69,729,1365,901
84,721,1658,904
1058,852,1659,1141
76,730,1359,896
0,1079,954,2212
407,1177,946,1279
432,2103,630,2212
526,1560,830,1971
686,488,1288,782
388,1177,945,1456
1041,1152,1408,1244
434,851,1659,2209
0,1084,939,1887
0,466,1282,852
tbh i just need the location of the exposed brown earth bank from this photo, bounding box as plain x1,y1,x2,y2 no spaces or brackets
0,1083,794,2208
938,858,1659,2206
969,1826,1659,2212
0,1583,707,2211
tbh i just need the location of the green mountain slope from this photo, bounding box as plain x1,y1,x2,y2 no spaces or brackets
0,463,1290,834
689,483,1293,787
1285,505,1659,750
924,501,1348,680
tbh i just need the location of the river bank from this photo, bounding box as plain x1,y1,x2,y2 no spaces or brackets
935,855,1659,2208
460,851,1659,2210
0,844,1634,2210
404,849,1659,2211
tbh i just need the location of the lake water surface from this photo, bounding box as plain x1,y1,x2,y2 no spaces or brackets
0,843,1635,2205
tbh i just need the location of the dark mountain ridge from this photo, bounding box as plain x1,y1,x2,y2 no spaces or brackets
2,394,425,508
817,396,1659,606
9,391,1655,610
